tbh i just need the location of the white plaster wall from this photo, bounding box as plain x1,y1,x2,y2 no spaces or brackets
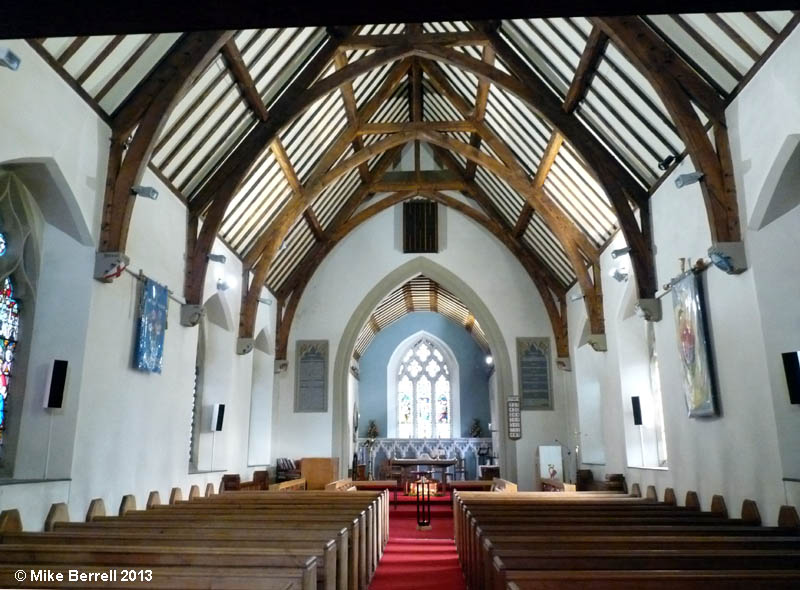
273,204,569,489
726,28,800,506
0,43,271,529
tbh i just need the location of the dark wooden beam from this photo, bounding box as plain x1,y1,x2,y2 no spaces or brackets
430,283,439,313
334,52,370,183
303,209,326,242
371,169,467,192
57,36,88,66
595,16,740,244
341,30,489,50
513,130,563,237
465,45,495,180
562,26,608,114
465,312,475,332
465,24,656,304
99,31,232,256
358,120,476,134
220,38,269,121
183,29,355,307
77,35,125,84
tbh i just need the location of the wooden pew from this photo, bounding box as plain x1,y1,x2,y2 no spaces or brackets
0,545,317,590
270,478,307,491
3,531,339,590
452,490,800,590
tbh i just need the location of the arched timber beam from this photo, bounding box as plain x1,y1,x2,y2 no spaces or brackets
98,31,232,264
273,190,569,360
593,16,741,251
458,25,659,314
420,57,605,336
182,27,362,310
240,128,582,347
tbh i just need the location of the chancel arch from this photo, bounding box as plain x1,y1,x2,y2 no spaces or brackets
332,256,517,482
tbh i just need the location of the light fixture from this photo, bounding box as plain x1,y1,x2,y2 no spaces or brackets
609,268,629,283
216,278,230,291
674,171,704,189
279,239,288,251
485,355,493,366
207,253,226,263
0,48,20,71
258,297,273,305
131,185,159,200
657,155,675,171
569,292,584,302
611,246,631,259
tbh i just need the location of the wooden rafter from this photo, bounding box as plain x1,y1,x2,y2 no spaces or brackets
370,170,468,192
358,120,475,134
464,24,656,309
403,282,414,312
220,39,269,121
563,26,609,114
334,52,370,183
99,31,232,256
422,59,599,261
595,16,740,244
513,130,563,238
464,45,496,180
465,312,475,332
241,58,412,269
183,28,356,307
303,209,326,242
369,315,381,334
341,30,488,50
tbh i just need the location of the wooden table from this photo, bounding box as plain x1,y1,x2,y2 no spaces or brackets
390,458,457,491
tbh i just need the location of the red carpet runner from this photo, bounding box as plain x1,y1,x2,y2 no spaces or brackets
369,494,466,590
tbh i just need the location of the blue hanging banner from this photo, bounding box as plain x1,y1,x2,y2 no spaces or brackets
134,278,168,374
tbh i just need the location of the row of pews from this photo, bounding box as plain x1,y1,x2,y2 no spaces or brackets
454,484,800,589
0,482,389,590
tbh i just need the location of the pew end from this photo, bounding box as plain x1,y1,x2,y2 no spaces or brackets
85,498,106,521
44,502,69,532
146,491,161,508
118,494,136,516
0,509,22,533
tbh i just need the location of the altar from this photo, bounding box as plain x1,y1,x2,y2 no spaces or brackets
390,457,458,490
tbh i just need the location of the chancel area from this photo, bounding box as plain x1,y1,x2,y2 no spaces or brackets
0,4,800,589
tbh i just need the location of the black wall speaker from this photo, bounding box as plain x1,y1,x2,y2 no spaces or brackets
212,403,225,431
631,396,643,426
43,359,68,408
782,351,800,405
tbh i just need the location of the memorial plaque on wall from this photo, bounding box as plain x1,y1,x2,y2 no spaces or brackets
295,340,328,412
517,337,552,410
507,396,522,440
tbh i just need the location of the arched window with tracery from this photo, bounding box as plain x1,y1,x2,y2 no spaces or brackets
397,338,452,439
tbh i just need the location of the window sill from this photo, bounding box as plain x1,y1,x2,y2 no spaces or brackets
0,478,71,487
627,465,669,471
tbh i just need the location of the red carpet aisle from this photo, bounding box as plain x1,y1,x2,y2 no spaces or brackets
369,495,466,590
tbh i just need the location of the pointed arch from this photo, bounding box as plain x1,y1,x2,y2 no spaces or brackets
332,256,517,482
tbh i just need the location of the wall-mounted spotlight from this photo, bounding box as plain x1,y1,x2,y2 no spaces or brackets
207,253,226,264
279,239,288,252
657,154,675,171
674,171,704,189
258,297,273,305
485,355,493,366
131,185,159,200
569,292,584,302
216,278,230,291
611,246,632,259
0,48,21,71
609,268,629,283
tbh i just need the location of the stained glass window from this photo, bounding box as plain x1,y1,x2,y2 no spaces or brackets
0,276,20,444
396,338,451,438
0,233,6,257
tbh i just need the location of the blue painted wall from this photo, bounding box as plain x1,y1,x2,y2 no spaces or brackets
357,311,491,438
